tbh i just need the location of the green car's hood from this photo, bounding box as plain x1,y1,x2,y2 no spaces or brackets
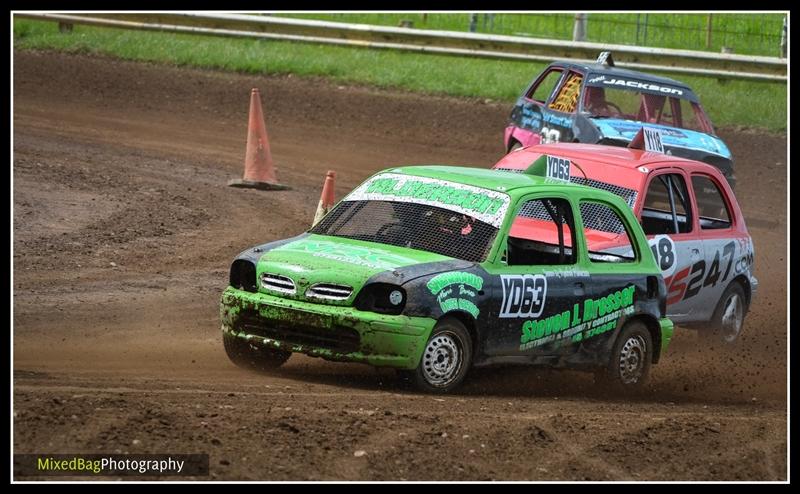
256,234,452,303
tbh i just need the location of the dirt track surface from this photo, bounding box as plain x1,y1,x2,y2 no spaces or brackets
13,50,787,481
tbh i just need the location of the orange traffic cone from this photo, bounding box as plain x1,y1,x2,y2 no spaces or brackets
312,171,336,226
228,88,289,191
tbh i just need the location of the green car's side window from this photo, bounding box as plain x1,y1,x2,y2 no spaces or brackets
505,197,577,266
579,200,639,264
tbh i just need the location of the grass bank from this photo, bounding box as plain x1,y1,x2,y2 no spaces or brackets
14,18,786,132
278,13,785,57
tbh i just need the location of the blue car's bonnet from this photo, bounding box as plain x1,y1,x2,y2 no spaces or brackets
589,118,731,159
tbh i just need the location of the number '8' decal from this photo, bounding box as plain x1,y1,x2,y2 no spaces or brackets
648,235,676,276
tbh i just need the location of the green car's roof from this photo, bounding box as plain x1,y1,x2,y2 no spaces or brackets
387,165,596,199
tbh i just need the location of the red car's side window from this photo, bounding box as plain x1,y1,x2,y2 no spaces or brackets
692,174,733,230
641,173,694,235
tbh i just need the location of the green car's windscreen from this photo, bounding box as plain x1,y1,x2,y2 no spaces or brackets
310,173,512,263
311,200,498,263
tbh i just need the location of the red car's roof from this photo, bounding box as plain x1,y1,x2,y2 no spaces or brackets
497,143,701,170
494,143,724,194
495,142,745,237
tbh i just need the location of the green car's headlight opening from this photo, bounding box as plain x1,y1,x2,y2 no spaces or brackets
354,283,406,315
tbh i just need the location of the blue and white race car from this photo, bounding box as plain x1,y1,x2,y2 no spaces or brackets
504,53,736,188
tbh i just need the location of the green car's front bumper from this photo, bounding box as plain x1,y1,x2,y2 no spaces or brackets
220,287,436,370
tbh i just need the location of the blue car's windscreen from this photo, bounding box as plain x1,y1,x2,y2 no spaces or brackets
581,85,713,133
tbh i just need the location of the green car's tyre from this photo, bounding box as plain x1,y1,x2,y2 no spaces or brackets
223,331,291,371
700,282,747,345
403,317,473,394
595,320,652,392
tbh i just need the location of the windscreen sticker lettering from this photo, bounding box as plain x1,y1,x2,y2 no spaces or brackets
519,285,636,350
346,173,510,228
595,78,684,96
610,123,687,139
427,272,484,318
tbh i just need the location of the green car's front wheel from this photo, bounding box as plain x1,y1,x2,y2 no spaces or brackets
403,317,472,394
223,331,291,371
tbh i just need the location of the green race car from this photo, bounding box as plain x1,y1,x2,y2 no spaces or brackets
220,163,673,393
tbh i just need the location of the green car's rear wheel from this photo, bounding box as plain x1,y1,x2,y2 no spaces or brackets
595,320,652,392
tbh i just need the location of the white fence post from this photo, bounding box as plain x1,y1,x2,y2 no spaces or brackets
469,14,478,33
780,16,787,58
573,13,587,42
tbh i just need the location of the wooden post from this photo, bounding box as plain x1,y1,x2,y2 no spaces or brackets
706,14,713,49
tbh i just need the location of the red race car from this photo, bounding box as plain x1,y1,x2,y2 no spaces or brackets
492,138,756,343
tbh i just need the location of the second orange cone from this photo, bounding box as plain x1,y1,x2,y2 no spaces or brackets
228,88,289,191
312,171,336,226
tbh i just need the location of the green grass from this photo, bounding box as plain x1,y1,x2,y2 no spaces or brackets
277,13,786,57
13,18,787,132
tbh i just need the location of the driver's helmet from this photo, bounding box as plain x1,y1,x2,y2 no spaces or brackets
583,86,606,112
423,209,473,235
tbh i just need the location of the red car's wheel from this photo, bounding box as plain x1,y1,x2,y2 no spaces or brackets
701,282,747,345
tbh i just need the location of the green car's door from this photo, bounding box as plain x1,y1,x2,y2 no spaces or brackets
576,197,651,343
482,194,590,357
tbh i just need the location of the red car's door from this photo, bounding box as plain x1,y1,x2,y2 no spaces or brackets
637,169,705,321
685,172,751,323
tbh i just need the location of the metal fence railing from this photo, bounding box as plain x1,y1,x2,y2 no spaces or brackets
15,12,787,82
277,13,788,58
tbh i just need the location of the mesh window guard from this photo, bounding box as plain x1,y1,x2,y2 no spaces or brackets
311,200,499,263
